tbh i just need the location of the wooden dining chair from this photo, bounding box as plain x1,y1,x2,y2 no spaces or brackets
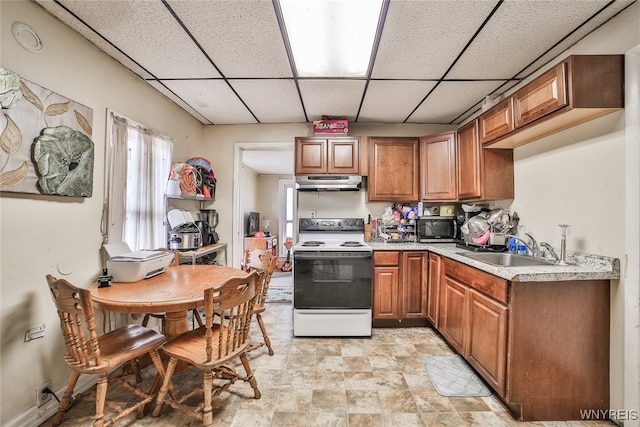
242,248,277,355
152,271,262,426
45,274,166,427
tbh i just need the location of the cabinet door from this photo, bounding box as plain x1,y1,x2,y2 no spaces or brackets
478,98,514,144
426,253,442,327
328,138,359,174
368,137,420,202
401,252,427,319
440,276,468,354
513,63,567,129
467,289,507,395
420,132,457,201
457,120,482,200
373,266,400,319
295,137,327,174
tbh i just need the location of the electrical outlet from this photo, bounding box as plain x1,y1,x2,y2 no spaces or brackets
37,381,52,407
310,210,317,218
24,324,45,342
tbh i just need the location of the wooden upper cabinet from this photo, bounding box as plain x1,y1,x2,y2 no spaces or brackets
294,137,359,175
368,137,420,202
456,121,482,200
420,132,457,201
457,120,514,201
485,55,624,148
513,64,567,129
478,98,514,145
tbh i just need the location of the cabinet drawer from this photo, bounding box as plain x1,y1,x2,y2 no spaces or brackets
374,251,400,266
444,258,508,304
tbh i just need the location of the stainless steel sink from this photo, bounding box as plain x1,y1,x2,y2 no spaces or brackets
461,252,556,267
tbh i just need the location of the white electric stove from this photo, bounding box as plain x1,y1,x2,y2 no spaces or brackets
292,218,372,337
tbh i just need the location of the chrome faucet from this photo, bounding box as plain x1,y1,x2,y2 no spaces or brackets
540,242,560,263
504,233,540,257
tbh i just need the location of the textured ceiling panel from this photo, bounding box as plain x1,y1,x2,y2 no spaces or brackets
229,80,306,123
53,0,221,79
371,0,498,79
166,0,293,78
447,0,613,79
146,81,211,124
514,0,636,79
358,80,438,123
298,80,367,122
162,80,257,124
406,81,507,124
34,0,154,79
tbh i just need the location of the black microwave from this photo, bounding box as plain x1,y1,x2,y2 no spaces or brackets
416,216,458,243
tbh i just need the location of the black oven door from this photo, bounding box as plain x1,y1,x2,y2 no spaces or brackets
293,251,372,309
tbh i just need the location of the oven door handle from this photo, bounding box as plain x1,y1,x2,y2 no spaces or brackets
293,252,372,260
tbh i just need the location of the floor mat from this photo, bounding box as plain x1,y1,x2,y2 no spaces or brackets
266,273,292,303
422,354,492,397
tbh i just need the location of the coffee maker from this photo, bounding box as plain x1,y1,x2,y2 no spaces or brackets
199,209,219,244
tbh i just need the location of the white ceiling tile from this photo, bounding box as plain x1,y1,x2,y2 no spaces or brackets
147,81,211,124
52,0,221,79
229,80,306,123
358,80,438,123
407,81,507,124
162,80,257,125
447,0,614,79
372,1,497,79
166,0,292,78
299,80,367,122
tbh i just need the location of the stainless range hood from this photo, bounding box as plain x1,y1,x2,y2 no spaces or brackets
295,175,362,191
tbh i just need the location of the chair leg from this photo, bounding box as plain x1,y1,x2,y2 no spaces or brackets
152,357,177,418
51,370,80,426
239,353,261,399
93,374,108,427
192,308,204,327
256,313,274,356
203,370,214,427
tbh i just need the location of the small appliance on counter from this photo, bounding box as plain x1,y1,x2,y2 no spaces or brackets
103,242,174,282
167,209,202,250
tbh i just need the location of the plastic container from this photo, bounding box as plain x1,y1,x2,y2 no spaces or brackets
508,237,517,253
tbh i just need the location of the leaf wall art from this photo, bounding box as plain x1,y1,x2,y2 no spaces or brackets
0,67,94,197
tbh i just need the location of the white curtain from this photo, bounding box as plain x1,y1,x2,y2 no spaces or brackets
105,113,173,251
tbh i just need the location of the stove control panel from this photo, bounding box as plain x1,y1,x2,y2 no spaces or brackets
299,218,364,232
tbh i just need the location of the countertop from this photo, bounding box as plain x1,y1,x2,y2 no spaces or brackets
367,241,620,282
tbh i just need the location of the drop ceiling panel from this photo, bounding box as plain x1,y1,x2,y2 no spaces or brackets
166,1,292,78
447,1,615,80
52,0,221,79
162,80,257,124
147,81,211,124
230,80,305,123
515,1,636,79
299,80,367,121
34,0,154,79
407,81,506,124
372,1,498,79
358,80,438,123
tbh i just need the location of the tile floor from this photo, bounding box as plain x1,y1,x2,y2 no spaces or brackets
41,303,614,426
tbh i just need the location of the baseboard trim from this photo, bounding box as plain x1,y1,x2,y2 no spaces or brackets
6,375,97,427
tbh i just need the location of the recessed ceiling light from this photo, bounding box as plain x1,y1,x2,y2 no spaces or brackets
280,0,383,78
12,22,43,54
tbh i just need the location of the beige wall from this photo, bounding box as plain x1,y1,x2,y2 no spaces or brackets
0,1,202,423
1,0,639,424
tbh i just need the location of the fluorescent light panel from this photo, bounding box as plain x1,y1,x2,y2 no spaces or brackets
280,0,383,78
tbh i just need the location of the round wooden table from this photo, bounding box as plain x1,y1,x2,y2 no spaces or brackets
90,264,249,339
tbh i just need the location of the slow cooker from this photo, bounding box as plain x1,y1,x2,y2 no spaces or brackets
167,209,203,250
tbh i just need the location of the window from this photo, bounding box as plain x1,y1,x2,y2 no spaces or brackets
279,179,295,255
104,112,173,251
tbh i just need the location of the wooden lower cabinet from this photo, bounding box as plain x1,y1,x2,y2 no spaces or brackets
426,252,442,327
373,250,427,326
438,258,609,421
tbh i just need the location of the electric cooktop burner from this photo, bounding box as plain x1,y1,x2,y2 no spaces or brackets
341,241,364,247
301,241,325,246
